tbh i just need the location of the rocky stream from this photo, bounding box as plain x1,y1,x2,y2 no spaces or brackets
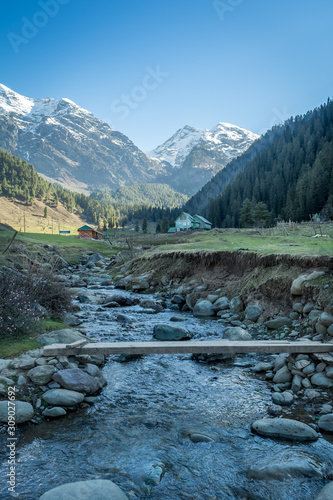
1,251,333,499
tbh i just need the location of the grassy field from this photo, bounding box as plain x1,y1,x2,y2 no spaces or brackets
0,230,117,264
118,223,333,257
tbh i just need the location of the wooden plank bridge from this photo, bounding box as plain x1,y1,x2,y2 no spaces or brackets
43,340,333,357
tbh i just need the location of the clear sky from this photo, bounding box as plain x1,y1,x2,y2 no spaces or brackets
1,0,333,151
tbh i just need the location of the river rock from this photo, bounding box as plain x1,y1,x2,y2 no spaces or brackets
115,313,134,323
247,449,325,480
43,389,85,407
319,312,333,327
326,367,333,378
251,418,318,441
193,300,215,317
61,313,82,327
140,299,163,312
52,369,99,395
0,400,34,424
190,433,214,442
28,365,56,385
37,329,87,346
293,302,304,313
170,316,187,322
19,357,36,370
103,293,133,307
0,359,12,372
292,374,303,393
274,353,289,371
130,275,150,291
273,365,292,384
153,324,192,341
43,407,67,417
171,295,185,304
316,482,333,500
265,317,292,329
229,296,244,314
245,305,263,322
271,391,294,406
252,362,274,372
311,373,333,388
39,480,128,499
318,414,333,433
213,297,230,312
223,327,252,341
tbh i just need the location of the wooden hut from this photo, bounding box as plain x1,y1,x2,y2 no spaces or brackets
78,225,103,240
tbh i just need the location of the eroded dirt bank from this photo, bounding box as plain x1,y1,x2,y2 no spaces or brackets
117,250,333,319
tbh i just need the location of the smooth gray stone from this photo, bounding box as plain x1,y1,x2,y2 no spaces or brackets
229,296,244,314
153,324,192,341
42,389,85,407
52,369,99,395
0,400,34,424
39,480,128,499
43,407,67,417
213,297,230,311
193,300,215,317
273,365,292,384
223,327,252,341
311,373,333,388
248,449,325,480
27,365,56,385
318,414,333,433
265,317,292,329
251,418,318,441
245,305,263,322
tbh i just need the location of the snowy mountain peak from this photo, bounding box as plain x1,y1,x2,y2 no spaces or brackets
148,122,259,168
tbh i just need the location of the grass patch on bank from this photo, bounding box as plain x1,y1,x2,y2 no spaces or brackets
0,318,69,359
0,231,117,265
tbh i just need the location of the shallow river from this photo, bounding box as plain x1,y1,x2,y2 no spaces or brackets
1,287,333,499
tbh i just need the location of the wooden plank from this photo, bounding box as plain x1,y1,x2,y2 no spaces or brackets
43,340,333,357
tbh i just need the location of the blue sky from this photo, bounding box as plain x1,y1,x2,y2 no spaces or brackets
1,0,333,151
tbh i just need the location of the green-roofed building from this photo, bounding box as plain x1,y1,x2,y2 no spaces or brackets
78,225,103,240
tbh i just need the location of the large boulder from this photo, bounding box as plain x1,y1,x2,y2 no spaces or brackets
193,300,215,317
251,418,318,441
0,400,34,424
27,365,56,385
103,293,133,307
42,389,85,407
153,324,192,341
223,327,252,341
0,359,12,372
37,329,87,346
52,369,100,395
39,480,128,499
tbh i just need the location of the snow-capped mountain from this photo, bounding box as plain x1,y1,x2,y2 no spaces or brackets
149,122,259,168
148,122,259,196
0,84,169,194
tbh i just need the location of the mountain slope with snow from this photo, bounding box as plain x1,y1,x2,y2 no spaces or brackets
148,122,259,195
0,84,170,194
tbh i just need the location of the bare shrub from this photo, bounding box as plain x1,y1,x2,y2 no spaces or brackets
0,269,42,338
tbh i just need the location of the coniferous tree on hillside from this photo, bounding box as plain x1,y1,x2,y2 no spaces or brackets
204,99,333,227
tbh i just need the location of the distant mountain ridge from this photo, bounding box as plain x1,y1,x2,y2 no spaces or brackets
0,84,258,199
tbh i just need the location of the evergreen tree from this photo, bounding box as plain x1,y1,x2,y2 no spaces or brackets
44,206,48,218
239,199,254,227
142,218,148,234
135,220,139,232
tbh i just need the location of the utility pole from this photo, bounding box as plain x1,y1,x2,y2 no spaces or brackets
24,212,26,233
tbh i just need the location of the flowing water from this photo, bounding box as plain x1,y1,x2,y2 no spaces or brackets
1,287,333,499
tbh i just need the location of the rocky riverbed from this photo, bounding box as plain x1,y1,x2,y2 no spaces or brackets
0,250,333,499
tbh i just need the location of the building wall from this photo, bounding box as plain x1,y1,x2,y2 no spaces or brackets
79,230,93,239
